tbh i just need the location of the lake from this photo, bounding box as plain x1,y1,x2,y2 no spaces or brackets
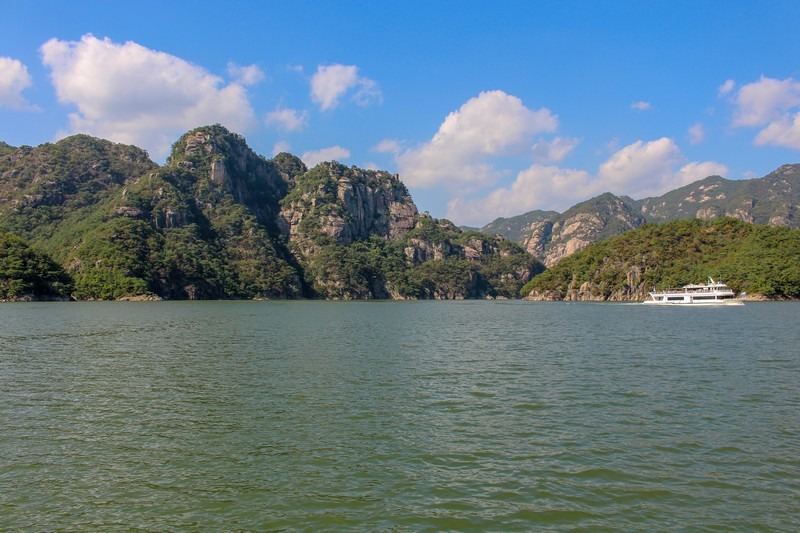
1,301,798,531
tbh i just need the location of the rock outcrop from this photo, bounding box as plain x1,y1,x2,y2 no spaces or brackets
279,161,418,254
520,193,646,267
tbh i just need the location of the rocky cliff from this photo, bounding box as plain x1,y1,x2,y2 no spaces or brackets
520,193,646,267
278,161,417,253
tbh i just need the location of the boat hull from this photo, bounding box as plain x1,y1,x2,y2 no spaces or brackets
642,299,744,306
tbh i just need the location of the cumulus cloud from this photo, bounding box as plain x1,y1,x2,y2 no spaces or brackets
732,76,800,127
674,161,729,184
753,114,800,148
597,138,688,197
265,107,308,132
447,164,592,224
0,57,36,110
728,75,800,149
372,138,402,154
226,62,265,86
39,34,257,159
718,79,736,97
726,75,800,149
446,137,728,226
688,123,705,145
301,145,350,167
532,136,580,163
310,64,381,111
397,90,558,189
631,101,653,111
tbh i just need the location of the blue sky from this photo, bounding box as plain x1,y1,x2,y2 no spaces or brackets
2,1,800,226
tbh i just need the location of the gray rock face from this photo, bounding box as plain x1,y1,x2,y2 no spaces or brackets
334,175,418,242
525,264,651,302
177,128,293,228
520,194,646,267
279,163,418,254
404,238,452,263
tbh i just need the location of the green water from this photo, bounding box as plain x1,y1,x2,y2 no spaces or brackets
1,301,798,531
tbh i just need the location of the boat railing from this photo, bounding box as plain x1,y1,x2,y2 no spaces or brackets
649,284,731,295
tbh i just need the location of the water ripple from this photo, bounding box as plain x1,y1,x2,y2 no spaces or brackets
1,301,799,530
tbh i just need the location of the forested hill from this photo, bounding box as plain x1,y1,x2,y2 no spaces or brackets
521,218,800,302
0,125,541,301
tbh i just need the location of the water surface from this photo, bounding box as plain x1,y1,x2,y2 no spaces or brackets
1,301,798,530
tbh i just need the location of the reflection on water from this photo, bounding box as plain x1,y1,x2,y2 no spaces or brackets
1,301,799,530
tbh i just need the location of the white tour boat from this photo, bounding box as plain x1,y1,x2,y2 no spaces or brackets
643,277,744,305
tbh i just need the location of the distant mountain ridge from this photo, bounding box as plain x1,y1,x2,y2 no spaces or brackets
479,164,800,266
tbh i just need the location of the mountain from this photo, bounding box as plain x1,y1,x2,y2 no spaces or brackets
0,134,157,244
520,193,646,267
521,217,800,301
638,165,800,225
0,126,542,300
480,164,800,265
476,209,558,243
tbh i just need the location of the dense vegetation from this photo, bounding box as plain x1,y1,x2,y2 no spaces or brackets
0,230,72,300
521,218,800,300
285,197,541,299
0,126,541,300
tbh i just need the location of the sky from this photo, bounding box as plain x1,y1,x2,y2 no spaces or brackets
2,1,800,226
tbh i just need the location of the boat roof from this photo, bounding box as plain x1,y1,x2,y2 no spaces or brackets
682,277,727,289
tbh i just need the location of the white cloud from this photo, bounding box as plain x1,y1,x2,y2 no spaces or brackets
688,123,705,145
272,140,292,155
352,77,382,107
732,76,800,127
0,57,36,110
675,161,729,184
226,62,265,86
718,79,736,97
265,107,308,132
597,138,686,197
532,136,580,163
397,90,558,188
447,164,592,224
310,64,381,111
753,113,800,148
631,101,653,111
372,138,401,154
729,76,800,149
446,137,728,226
39,34,256,159
301,145,350,167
